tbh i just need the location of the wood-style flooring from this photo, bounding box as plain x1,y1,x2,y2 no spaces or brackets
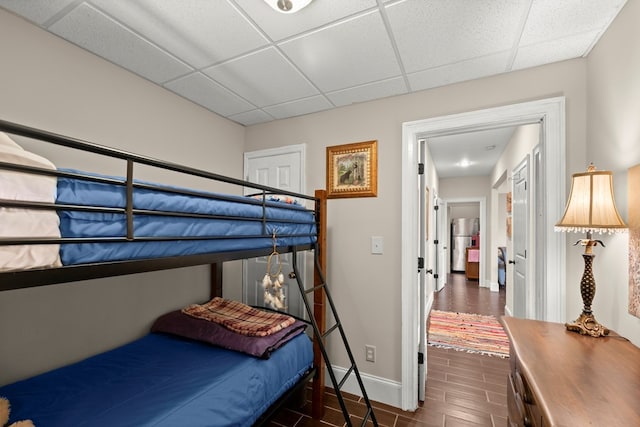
268,273,509,427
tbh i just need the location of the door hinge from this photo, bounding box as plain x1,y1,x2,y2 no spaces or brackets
434,273,439,279
433,239,439,245
418,257,424,270
418,352,424,364
434,204,439,211
418,163,424,175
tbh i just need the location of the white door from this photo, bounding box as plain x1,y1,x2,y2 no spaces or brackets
512,157,529,318
243,145,306,318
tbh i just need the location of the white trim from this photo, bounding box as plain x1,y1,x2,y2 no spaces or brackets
401,97,566,411
325,366,403,409
490,281,500,292
442,196,487,287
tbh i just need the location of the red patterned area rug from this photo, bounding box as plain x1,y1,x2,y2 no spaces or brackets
428,310,510,358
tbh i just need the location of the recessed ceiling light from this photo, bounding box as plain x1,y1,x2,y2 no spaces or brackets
486,145,496,151
458,160,472,168
264,0,313,13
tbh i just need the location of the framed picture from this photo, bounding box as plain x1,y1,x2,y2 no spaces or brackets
506,192,512,214
326,140,377,198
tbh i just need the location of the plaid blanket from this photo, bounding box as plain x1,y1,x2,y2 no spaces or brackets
182,297,295,337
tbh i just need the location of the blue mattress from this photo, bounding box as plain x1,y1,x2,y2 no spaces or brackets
56,170,317,265
0,333,313,426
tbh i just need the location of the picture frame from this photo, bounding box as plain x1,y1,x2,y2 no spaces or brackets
326,140,378,198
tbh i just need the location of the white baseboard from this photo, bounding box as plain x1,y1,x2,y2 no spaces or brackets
489,281,499,292
321,294,435,409
324,366,402,409
504,305,513,317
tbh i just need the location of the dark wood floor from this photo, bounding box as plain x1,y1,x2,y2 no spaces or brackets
268,273,509,427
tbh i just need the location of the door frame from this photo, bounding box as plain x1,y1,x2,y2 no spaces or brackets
400,97,567,411
440,197,487,286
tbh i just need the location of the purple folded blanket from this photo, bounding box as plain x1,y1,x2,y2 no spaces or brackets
151,310,307,359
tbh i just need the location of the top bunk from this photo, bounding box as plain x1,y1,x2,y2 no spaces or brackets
0,119,321,292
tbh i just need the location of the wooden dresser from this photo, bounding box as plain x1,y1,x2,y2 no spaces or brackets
465,247,479,280
501,317,640,427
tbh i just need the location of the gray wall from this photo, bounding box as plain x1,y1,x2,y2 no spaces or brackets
0,9,245,385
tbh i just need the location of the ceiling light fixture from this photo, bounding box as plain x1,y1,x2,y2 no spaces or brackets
264,0,313,14
458,160,471,168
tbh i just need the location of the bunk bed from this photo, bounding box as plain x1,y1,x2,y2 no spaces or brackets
0,119,378,427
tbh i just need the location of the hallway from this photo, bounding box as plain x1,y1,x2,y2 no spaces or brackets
267,274,510,426
433,273,506,317
420,273,509,426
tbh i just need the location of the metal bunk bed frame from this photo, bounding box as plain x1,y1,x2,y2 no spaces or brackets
0,119,378,426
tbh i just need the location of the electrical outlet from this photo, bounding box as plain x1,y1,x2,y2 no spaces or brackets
371,236,383,254
365,344,376,362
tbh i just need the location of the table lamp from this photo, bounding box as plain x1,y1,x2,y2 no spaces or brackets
555,163,627,337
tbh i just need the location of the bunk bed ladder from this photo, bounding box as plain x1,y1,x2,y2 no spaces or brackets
292,245,379,427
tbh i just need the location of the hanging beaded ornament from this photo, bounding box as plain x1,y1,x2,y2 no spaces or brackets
263,231,286,310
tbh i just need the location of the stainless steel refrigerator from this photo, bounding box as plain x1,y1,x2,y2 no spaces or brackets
450,218,479,272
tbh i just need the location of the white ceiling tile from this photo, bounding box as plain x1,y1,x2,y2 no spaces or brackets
327,77,407,107
279,11,401,92
512,32,599,71
49,4,192,83
386,0,529,72
165,73,254,117
1,0,627,125
262,96,333,119
235,0,376,41
0,0,76,25
91,0,269,68
203,47,318,107
408,51,511,92
227,109,274,127
520,0,627,45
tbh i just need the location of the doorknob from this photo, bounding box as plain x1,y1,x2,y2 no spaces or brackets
508,260,516,265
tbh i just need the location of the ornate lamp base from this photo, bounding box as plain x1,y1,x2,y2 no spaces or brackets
565,241,610,338
565,312,609,337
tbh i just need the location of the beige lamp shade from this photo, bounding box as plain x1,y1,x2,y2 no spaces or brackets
555,164,627,234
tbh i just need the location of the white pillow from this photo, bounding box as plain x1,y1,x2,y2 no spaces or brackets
0,145,56,201
0,144,61,270
0,144,54,168
0,209,62,271
0,132,24,150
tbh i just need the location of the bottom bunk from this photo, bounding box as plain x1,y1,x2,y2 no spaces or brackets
0,305,314,427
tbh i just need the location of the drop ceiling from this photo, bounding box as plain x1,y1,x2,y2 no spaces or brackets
0,0,627,129
428,126,516,178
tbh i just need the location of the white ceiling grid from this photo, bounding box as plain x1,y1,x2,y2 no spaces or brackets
0,0,627,127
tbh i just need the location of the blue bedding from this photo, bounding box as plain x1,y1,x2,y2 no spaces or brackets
0,333,313,426
56,170,317,265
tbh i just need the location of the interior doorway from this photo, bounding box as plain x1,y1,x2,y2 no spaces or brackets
400,97,567,411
